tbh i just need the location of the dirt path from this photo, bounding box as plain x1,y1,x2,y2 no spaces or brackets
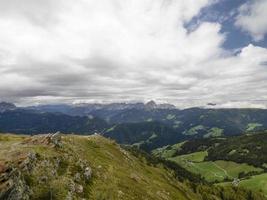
212,162,233,179
183,158,233,180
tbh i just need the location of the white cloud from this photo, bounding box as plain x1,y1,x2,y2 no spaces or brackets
0,0,266,108
235,0,267,41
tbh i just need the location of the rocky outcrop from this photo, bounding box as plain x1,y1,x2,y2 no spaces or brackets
49,132,63,148
84,167,92,181
0,168,31,200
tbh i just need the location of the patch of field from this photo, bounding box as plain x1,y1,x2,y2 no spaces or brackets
170,151,208,163
183,125,205,135
237,173,267,196
204,127,223,138
152,141,186,158
169,152,263,182
219,173,267,197
246,123,263,132
166,114,175,120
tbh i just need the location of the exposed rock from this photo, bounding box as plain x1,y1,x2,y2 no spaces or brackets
75,184,83,194
145,100,157,110
50,132,63,148
27,152,36,161
51,169,57,177
118,190,124,198
74,173,81,182
130,173,141,182
0,170,31,200
156,190,170,200
84,166,92,181
68,180,76,193
22,152,37,172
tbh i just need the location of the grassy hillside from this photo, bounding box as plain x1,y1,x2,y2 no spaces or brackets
219,173,267,197
0,134,265,200
152,132,267,197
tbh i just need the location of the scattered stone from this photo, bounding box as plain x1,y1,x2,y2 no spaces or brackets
68,180,76,193
74,173,81,182
232,178,240,187
84,166,92,181
51,169,57,177
130,173,141,182
27,152,37,162
118,190,124,198
75,184,83,193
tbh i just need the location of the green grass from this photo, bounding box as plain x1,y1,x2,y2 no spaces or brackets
0,134,199,200
204,127,223,138
152,141,186,159
105,125,117,132
168,152,263,182
238,173,267,196
183,125,205,135
219,173,267,197
169,151,208,163
166,114,175,120
246,123,263,132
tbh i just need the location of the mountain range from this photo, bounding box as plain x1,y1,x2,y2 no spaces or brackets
1,102,267,151
1,101,267,199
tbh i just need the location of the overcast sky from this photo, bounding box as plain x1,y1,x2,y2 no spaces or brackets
0,0,267,108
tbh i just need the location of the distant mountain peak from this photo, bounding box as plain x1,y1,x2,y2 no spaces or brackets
145,100,176,110
145,100,157,109
0,102,16,112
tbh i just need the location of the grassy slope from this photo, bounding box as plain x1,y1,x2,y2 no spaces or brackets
0,134,200,200
219,173,267,197
1,134,266,200
152,141,186,158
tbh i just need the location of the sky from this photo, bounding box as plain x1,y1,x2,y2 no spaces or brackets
0,0,267,108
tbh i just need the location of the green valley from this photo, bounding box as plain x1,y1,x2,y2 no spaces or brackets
152,132,267,197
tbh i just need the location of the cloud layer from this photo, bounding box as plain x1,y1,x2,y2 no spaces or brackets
235,0,267,41
0,0,267,108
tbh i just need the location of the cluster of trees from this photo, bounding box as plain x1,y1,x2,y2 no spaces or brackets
191,183,266,200
171,132,267,169
0,110,108,134
207,132,267,168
